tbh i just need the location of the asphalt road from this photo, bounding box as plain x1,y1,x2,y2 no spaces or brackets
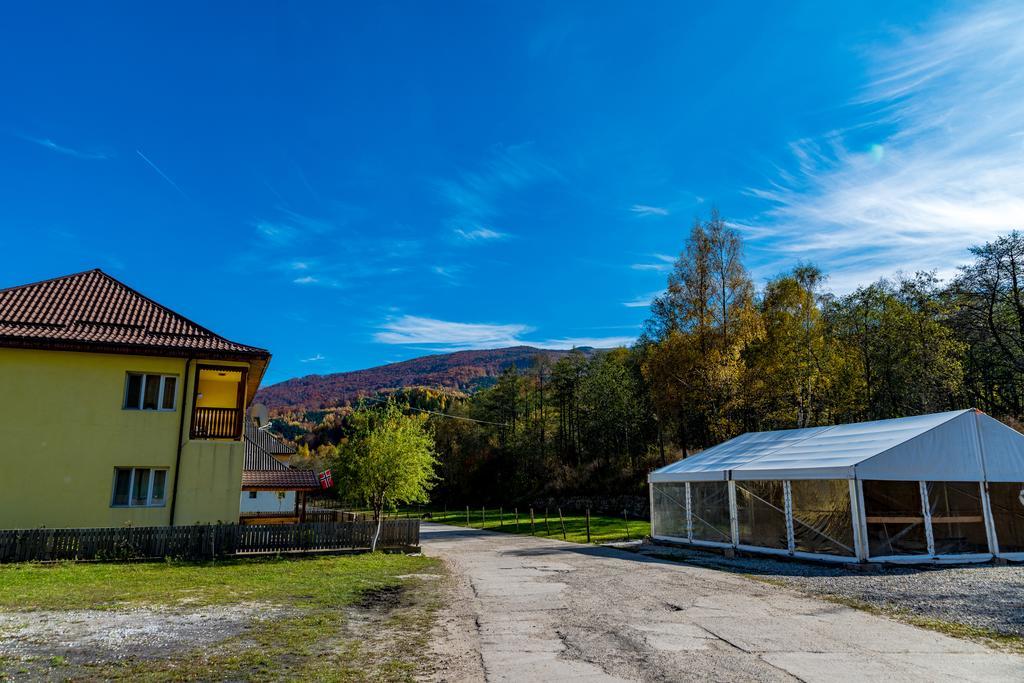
420,523,1024,682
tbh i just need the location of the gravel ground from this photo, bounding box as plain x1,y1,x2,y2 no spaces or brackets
0,603,284,662
635,542,1024,637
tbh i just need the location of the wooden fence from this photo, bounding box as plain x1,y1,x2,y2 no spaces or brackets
0,519,420,564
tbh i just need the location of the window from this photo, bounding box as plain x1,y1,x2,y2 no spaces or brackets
735,481,788,550
111,468,168,507
926,482,989,555
689,481,732,543
651,483,688,539
124,373,177,411
989,482,1024,553
790,479,855,557
862,480,928,556
249,491,258,499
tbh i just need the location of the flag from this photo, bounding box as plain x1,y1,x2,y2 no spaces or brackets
319,469,333,489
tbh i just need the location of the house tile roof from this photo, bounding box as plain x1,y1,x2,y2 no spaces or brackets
0,269,270,360
243,427,319,490
245,422,296,456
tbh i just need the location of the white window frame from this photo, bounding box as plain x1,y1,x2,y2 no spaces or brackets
111,467,169,508
123,373,178,411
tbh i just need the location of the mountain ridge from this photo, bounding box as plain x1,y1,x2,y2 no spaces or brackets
256,345,596,413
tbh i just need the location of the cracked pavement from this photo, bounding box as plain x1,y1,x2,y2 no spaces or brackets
421,523,1024,682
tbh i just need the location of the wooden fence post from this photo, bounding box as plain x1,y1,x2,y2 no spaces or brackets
499,507,503,529
515,507,519,532
586,508,591,544
466,505,470,528
544,508,550,536
530,508,535,535
558,508,566,540
481,506,486,529
624,509,630,540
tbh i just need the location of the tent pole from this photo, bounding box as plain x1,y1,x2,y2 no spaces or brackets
783,481,795,555
854,478,870,562
919,481,935,557
980,481,1000,557
685,482,693,542
648,478,656,538
728,480,739,547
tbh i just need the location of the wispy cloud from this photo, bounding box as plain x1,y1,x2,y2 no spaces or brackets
136,149,190,200
453,226,509,242
18,134,111,160
439,142,562,240
300,353,325,363
376,315,534,347
375,315,634,350
745,2,1024,292
622,290,663,308
630,204,669,217
630,253,675,272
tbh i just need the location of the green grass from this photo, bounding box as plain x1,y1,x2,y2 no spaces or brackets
0,553,444,681
416,506,650,544
0,553,436,611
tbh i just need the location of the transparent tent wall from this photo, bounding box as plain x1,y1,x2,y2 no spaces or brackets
988,482,1024,553
789,480,856,557
862,480,929,557
689,481,732,543
926,482,989,555
734,481,788,550
651,483,688,539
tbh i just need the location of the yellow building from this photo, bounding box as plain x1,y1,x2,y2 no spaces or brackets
0,269,271,529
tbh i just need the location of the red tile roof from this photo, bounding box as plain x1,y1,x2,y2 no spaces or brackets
243,427,319,491
0,269,270,361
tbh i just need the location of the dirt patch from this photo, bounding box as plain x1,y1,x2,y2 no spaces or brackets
0,603,283,663
356,585,404,612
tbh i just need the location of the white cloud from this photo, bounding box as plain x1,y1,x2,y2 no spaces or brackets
631,263,670,272
293,275,318,284
745,2,1024,292
630,204,669,217
453,227,509,241
19,134,111,160
374,315,635,350
375,315,534,347
300,353,325,363
622,291,663,308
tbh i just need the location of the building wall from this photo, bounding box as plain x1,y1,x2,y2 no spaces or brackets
239,490,296,513
0,347,250,529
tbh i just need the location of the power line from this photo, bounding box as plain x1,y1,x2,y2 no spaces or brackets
356,395,510,427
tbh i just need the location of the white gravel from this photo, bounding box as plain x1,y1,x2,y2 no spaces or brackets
0,603,284,662
637,542,1024,637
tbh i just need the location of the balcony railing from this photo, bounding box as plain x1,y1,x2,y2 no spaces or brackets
191,406,242,440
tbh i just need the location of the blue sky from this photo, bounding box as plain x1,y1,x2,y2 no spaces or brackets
2,1,1023,384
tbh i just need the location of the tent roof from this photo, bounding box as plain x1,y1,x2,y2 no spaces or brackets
650,409,1024,483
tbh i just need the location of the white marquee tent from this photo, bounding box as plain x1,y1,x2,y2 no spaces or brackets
649,409,1024,563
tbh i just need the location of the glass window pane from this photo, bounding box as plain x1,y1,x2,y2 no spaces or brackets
132,468,151,505
790,480,855,557
735,481,788,550
989,482,1024,553
161,377,177,410
124,374,143,409
112,469,132,506
652,483,688,539
690,481,732,543
151,470,167,503
142,375,161,409
927,482,989,555
863,480,928,556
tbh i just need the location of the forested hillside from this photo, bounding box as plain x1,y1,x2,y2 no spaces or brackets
257,346,594,412
274,212,1024,507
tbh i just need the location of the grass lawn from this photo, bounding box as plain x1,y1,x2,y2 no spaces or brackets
0,553,444,682
417,507,650,544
